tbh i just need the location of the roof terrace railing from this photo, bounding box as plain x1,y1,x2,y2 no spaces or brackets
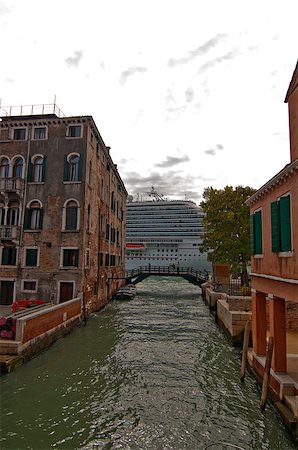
0,103,65,118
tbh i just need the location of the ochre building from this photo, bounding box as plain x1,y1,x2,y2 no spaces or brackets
0,104,127,313
247,62,298,398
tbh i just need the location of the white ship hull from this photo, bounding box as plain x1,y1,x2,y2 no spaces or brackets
125,199,211,273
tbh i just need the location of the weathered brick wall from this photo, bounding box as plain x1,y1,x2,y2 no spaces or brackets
228,297,252,312
19,299,82,343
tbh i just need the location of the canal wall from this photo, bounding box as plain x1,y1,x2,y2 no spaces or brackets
0,298,83,374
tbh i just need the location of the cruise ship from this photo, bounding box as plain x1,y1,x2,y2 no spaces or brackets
125,188,211,273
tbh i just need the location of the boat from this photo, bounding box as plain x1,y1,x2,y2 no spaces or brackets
113,284,136,300
126,187,212,273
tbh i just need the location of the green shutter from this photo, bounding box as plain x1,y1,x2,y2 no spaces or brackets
280,195,291,251
63,155,68,181
42,155,47,182
250,215,255,255
39,208,44,230
74,250,79,267
271,201,280,252
78,153,82,181
27,157,33,182
23,209,31,229
26,249,37,266
254,210,263,255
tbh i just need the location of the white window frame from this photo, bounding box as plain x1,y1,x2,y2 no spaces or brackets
62,199,80,231
10,127,28,141
21,279,38,293
32,126,48,141
11,155,25,178
60,247,80,268
31,154,44,183
66,124,83,139
23,247,40,268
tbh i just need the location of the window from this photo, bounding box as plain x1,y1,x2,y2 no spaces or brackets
64,154,81,182
250,210,263,255
24,201,43,230
33,127,47,140
271,194,292,253
7,203,19,226
33,156,45,182
62,249,79,267
13,128,26,140
25,248,38,267
88,161,92,185
0,158,9,178
1,247,17,265
22,281,37,292
85,249,90,268
67,125,82,138
13,157,24,178
87,205,91,232
65,200,79,230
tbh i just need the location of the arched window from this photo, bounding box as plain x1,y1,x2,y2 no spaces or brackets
7,202,19,226
0,158,9,178
13,157,24,178
24,200,43,230
64,154,81,182
65,200,79,230
33,156,44,182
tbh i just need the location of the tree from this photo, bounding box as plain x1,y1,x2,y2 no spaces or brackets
199,185,256,284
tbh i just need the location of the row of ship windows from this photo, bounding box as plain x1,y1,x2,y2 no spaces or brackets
126,257,198,261
126,254,198,257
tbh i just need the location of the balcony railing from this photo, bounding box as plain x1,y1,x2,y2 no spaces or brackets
0,177,25,196
0,225,21,241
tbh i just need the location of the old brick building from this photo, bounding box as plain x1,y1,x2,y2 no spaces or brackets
0,104,127,313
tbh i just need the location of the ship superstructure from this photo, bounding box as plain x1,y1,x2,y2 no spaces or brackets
125,189,211,272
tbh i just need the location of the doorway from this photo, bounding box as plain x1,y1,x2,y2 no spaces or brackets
0,281,14,305
59,282,74,303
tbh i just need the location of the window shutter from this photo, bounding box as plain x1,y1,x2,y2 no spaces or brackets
42,155,47,182
74,250,79,267
78,154,82,181
63,155,68,181
280,195,291,251
27,157,33,182
23,209,31,229
271,201,280,252
254,211,263,255
39,208,44,229
249,215,255,255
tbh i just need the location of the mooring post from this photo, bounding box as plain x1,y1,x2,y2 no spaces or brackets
260,336,274,411
240,320,251,382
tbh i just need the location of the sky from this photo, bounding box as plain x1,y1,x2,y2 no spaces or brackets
0,0,297,204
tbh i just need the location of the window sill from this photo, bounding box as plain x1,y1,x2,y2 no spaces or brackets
22,266,39,269
253,254,263,259
60,266,79,270
24,230,42,233
278,251,293,258
1,265,17,268
63,181,82,184
61,230,80,233
28,182,45,185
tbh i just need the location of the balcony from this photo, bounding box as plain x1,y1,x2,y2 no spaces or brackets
0,178,25,197
0,225,21,241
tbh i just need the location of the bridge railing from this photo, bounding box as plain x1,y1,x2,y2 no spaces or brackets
126,265,208,280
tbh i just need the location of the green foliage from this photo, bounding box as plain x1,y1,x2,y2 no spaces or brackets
199,185,256,273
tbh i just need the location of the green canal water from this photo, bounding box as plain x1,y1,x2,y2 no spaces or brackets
0,277,297,450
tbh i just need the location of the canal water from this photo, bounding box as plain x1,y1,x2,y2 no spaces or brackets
0,277,297,450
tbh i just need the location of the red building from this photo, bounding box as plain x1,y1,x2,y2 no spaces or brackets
247,61,298,402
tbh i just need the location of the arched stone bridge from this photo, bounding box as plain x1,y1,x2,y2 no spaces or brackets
126,265,208,287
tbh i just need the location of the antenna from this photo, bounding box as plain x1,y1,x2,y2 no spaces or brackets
146,186,165,201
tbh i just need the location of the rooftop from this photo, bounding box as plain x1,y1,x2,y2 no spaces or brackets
0,103,65,119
